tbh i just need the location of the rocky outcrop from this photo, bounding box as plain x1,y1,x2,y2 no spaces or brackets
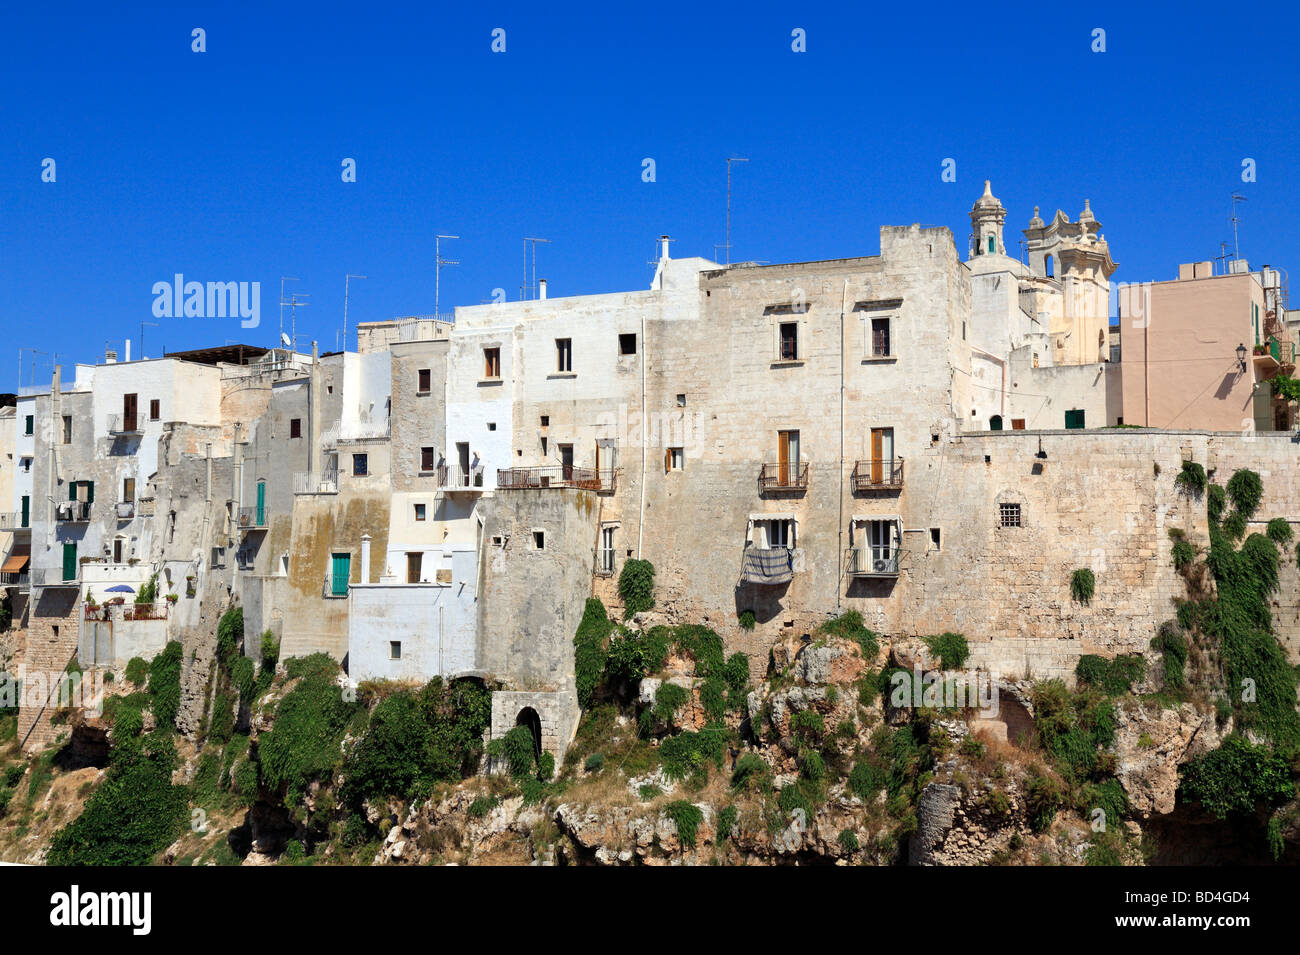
1112,701,1221,816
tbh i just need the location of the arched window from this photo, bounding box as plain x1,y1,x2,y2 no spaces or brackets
989,415,1003,431
1045,253,1055,278
987,236,996,254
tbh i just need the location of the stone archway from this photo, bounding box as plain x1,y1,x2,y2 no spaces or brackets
515,707,542,761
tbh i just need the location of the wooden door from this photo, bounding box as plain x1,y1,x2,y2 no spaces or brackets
778,431,790,486
123,393,137,432
406,552,422,584
870,429,884,483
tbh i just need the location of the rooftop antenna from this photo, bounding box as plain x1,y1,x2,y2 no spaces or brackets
1231,192,1248,264
287,293,310,354
524,237,551,300
724,157,750,265
435,235,459,318
1215,241,1233,275
280,276,299,351
140,321,158,359
343,274,366,352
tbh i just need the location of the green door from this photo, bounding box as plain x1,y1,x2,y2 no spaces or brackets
62,542,76,581
1064,409,1085,430
20,496,28,528
331,553,350,596
256,481,266,526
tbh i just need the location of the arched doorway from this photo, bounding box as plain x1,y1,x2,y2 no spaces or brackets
989,415,1003,431
515,707,542,762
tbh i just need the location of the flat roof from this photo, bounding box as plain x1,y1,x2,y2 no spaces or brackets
162,344,270,366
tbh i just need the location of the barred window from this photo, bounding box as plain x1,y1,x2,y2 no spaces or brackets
999,502,1022,528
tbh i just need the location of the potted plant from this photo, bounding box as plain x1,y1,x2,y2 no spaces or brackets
185,575,196,597
165,593,179,605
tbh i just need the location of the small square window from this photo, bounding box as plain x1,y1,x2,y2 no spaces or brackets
290,418,302,439
540,415,549,427
414,503,426,521
418,368,432,393
420,447,435,471
619,333,637,356
533,530,545,549
779,322,799,361
353,453,369,476
390,640,402,660
487,422,497,431
676,394,687,407
666,447,684,471
999,503,1021,528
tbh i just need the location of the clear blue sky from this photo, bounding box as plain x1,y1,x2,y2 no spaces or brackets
2,1,1297,390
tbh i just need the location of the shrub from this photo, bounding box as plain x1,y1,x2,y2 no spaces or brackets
584,752,605,773
537,751,555,781
261,630,280,670
652,682,689,724
605,626,670,684
573,598,613,709
1226,469,1263,519
1075,654,1144,696
617,559,656,618
467,795,499,819
1174,460,1207,495
1221,511,1246,541
717,805,738,841
730,753,770,792
660,726,726,783
848,756,886,801
493,725,537,780
1179,736,1294,819
1151,623,1188,691
664,800,702,847
259,655,359,803
1207,484,1227,524
1080,778,1128,826
923,632,969,670
820,610,881,661
1266,518,1293,547
135,574,158,605
738,610,756,631
124,657,149,688
1171,539,1196,571
147,642,183,730
1024,766,1064,832
837,829,860,853
1070,568,1096,604
216,606,244,662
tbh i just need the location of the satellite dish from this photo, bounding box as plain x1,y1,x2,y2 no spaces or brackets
280,332,292,347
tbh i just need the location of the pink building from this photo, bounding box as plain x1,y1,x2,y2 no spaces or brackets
1119,261,1295,431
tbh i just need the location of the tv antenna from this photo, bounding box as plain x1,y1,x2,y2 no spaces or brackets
286,293,310,354
524,237,551,300
279,277,299,351
435,235,459,317
722,157,750,265
343,274,366,352
1231,192,1248,264
1215,241,1233,275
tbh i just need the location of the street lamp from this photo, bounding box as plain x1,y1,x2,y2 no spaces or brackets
1236,342,1247,372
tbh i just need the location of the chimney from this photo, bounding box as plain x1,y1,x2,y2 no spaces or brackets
360,533,372,584
104,348,117,364
538,279,548,300
660,235,671,261
124,339,131,362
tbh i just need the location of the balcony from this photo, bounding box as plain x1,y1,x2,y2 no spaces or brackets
106,413,144,436
852,458,905,492
31,567,78,588
237,506,268,532
0,512,27,531
293,469,339,495
596,468,617,494
115,501,135,521
759,462,809,493
849,545,900,578
497,466,602,490
55,501,92,523
741,546,795,585
0,572,29,590
1254,338,1297,375
323,572,350,598
438,464,485,492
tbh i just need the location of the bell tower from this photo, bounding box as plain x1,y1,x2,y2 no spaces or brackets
969,180,1006,258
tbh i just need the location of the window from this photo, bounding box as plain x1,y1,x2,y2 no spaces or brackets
114,537,125,563
676,394,686,407
987,235,995,254
290,418,302,439
487,422,497,431
123,477,135,503
619,333,637,356
24,415,32,435
665,447,684,472
533,530,545,550
352,453,368,476
421,447,435,471
149,399,160,420
753,518,794,549
540,436,548,456
484,348,501,378
540,415,549,427
599,526,616,575
414,503,426,522
329,553,351,596
418,368,432,393
556,338,573,372
989,415,1003,431
999,503,1022,528
1064,409,1085,430
871,317,891,357
930,528,941,550
1011,418,1026,430
19,457,31,473
62,415,72,444
406,552,422,583
779,322,799,361
389,641,402,660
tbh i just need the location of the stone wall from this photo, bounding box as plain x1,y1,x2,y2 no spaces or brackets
18,586,79,752
490,688,580,766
